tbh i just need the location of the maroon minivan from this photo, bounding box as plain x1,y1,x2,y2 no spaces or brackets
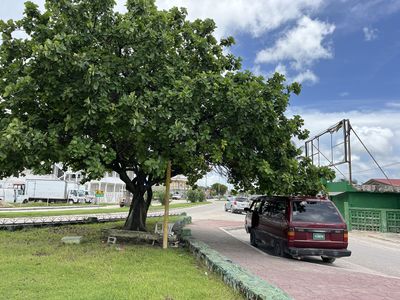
244,196,351,263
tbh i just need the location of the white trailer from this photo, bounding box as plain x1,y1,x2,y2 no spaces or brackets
16,179,84,204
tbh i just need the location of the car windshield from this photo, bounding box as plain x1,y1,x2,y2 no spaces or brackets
292,200,342,223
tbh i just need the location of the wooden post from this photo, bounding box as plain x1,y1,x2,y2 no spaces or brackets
163,161,172,249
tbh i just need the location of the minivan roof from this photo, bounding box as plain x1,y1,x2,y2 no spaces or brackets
254,195,329,201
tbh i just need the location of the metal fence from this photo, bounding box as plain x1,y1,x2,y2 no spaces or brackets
0,212,182,230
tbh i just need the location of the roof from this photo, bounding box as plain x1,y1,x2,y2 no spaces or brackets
171,175,188,182
363,179,400,187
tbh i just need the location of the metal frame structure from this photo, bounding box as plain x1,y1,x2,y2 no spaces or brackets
305,119,394,189
305,119,352,183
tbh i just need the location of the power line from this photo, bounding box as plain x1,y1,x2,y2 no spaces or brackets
344,161,400,175
350,126,396,190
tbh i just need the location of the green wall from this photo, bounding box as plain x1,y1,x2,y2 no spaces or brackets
331,193,346,216
330,191,400,232
326,181,356,193
331,191,400,211
347,192,400,209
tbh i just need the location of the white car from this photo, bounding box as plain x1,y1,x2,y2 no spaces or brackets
224,197,249,213
171,193,182,200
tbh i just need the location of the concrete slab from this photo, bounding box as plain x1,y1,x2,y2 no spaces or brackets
61,236,83,244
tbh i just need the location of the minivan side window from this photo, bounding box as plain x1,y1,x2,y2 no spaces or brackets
270,201,286,218
261,201,273,216
252,200,263,213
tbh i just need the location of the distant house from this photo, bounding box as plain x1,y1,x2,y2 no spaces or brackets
170,175,189,195
363,179,400,187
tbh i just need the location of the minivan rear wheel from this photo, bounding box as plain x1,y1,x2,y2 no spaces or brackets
273,239,283,257
321,256,336,263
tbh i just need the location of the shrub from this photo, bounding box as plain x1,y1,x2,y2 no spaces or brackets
155,191,169,205
187,189,206,203
197,190,206,202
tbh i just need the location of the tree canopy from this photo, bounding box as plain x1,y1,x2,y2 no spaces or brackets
0,0,334,230
211,183,228,196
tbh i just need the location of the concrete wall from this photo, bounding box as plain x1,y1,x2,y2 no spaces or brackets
347,192,400,209
330,192,400,232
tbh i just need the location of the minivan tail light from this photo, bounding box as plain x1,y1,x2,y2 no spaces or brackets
343,231,348,242
288,228,295,240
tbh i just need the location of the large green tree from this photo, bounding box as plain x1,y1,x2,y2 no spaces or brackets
0,0,334,231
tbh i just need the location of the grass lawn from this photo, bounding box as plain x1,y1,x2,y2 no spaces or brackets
0,217,242,300
0,202,211,218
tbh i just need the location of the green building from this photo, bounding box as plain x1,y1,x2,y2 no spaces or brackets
327,181,400,233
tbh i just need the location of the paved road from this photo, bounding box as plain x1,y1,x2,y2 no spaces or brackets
182,201,400,300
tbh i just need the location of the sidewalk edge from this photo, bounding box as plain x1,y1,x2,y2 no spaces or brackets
183,235,292,300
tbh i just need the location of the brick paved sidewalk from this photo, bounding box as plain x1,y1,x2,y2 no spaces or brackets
189,220,400,300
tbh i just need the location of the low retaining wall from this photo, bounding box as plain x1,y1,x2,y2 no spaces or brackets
182,232,291,299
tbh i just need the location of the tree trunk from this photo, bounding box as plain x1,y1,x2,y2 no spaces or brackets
123,185,153,231
142,187,153,227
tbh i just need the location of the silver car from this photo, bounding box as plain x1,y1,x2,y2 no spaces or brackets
224,197,249,213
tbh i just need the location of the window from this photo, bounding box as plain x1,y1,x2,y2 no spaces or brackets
270,201,286,217
250,200,263,212
261,201,273,216
292,200,342,223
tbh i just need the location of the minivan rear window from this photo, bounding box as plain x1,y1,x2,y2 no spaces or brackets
292,200,342,223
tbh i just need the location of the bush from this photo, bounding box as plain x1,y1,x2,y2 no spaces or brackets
155,191,169,205
197,190,206,202
187,189,206,203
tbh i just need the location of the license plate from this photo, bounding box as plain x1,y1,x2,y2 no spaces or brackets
313,233,325,240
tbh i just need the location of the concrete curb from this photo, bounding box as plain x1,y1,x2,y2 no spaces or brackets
367,234,400,244
184,237,291,300
181,223,291,300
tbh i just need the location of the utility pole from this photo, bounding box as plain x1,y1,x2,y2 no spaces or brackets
162,161,172,249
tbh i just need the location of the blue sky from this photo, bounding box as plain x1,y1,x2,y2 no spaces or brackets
1,0,400,185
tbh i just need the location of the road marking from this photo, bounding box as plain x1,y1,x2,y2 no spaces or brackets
219,226,277,257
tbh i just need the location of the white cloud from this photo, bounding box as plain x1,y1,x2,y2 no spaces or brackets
274,63,288,76
340,92,349,97
292,69,318,85
251,65,269,78
349,1,400,24
155,0,323,38
255,16,335,70
196,170,233,190
363,26,378,41
386,101,400,108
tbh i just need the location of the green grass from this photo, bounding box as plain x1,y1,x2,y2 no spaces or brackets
0,217,242,300
0,202,211,218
